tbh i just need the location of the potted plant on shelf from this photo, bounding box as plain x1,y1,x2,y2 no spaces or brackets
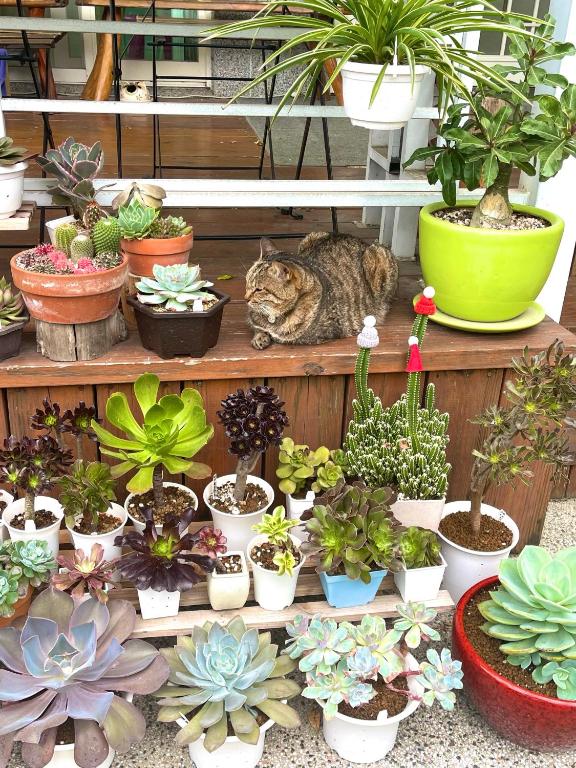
0,538,56,626
51,543,117,603
247,505,304,610
204,385,288,551
0,589,169,768
0,136,29,219
156,615,301,768
286,608,462,763
128,263,230,359
206,1,538,131
345,302,450,531
115,506,217,620
200,527,250,611
59,460,127,560
453,545,576,751
393,527,446,603
303,481,400,608
405,17,575,325
92,372,213,532
439,339,576,602
0,276,29,361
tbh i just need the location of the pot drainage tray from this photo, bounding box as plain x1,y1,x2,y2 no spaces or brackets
413,296,545,334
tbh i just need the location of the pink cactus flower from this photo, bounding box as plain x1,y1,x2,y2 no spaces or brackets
35,243,55,256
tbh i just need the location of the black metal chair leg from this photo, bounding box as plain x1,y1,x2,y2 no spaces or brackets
318,87,338,234
281,81,318,220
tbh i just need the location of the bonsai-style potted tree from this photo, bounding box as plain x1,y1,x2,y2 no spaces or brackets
206,1,539,131
345,298,450,531
114,506,217,620
303,481,400,608
0,589,169,768
0,276,29,361
453,545,576,751
406,16,575,324
393,526,446,603
439,339,576,602
0,538,56,626
204,385,288,550
92,372,213,531
0,136,29,219
247,505,305,610
128,263,230,359
156,616,301,768
52,542,117,603
200,527,251,611
286,608,462,763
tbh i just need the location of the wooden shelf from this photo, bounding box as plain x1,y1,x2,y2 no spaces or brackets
0,203,35,231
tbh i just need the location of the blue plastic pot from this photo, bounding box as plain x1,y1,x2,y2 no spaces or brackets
319,570,387,608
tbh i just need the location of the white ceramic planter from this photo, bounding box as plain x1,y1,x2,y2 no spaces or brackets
2,496,63,558
125,482,198,534
66,502,127,561
340,63,430,130
203,474,274,552
247,533,304,611
285,491,315,542
177,715,274,768
391,497,445,532
45,214,77,244
0,161,28,219
438,501,519,603
0,489,15,542
206,551,250,611
322,654,423,763
393,555,447,603
137,587,180,620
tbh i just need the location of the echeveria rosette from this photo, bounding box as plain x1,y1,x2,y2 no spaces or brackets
532,660,576,700
302,659,375,720
0,539,56,589
285,615,355,675
52,544,117,603
394,603,441,649
136,264,214,312
0,569,19,617
416,648,463,711
342,615,404,682
0,589,169,768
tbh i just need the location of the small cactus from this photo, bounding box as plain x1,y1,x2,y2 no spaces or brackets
92,217,121,254
83,201,106,231
70,234,94,262
92,252,122,270
54,223,78,257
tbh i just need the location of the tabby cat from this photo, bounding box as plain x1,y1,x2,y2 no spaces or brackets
245,233,398,349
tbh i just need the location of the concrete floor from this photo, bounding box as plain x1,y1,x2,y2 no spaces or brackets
6,499,576,768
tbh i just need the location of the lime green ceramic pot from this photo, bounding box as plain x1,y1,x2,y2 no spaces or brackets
419,202,564,322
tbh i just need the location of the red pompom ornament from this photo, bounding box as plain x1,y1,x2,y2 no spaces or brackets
406,335,423,373
414,286,436,316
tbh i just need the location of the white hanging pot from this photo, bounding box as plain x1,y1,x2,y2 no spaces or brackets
247,533,305,611
322,654,423,763
2,496,63,558
66,502,127,561
438,501,519,603
340,63,430,130
177,715,275,768
206,551,250,611
125,482,198,534
45,214,77,245
0,161,28,220
393,554,447,603
390,497,445,532
0,489,15,542
137,587,180,620
203,474,274,552
285,491,315,542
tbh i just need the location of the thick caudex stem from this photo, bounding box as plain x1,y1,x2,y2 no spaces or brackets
470,164,513,228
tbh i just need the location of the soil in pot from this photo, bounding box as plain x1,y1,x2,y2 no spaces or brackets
10,509,58,530
215,554,244,574
464,585,557,699
55,719,76,747
210,482,268,515
250,541,301,571
146,295,219,313
0,499,8,515
127,486,196,525
432,208,549,231
72,511,121,535
439,511,513,552
339,677,409,720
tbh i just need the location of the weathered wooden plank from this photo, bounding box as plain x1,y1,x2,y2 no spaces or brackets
36,312,128,362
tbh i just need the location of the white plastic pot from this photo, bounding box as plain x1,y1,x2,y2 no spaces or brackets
45,214,76,244
66,502,127,561
2,496,63,558
203,474,274,552
285,491,315,542
322,654,423,763
177,714,274,768
0,489,15,542
393,554,447,603
340,63,430,130
390,497,445,532
42,743,114,768
125,482,198,534
0,161,27,219
206,551,250,611
247,533,304,611
438,501,519,603
137,587,180,620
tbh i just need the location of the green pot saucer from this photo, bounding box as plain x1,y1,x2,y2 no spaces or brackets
412,295,545,333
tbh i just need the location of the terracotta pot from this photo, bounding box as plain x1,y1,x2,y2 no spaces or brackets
10,254,129,324
0,585,32,628
120,232,193,278
452,576,576,752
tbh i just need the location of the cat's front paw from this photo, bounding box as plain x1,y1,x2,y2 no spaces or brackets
252,331,272,350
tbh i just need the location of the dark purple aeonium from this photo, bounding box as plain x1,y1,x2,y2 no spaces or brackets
114,506,217,592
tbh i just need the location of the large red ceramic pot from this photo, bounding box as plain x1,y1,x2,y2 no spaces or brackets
452,576,576,752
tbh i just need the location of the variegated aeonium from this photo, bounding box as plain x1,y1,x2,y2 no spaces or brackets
156,615,300,753
479,545,576,700
0,589,169,768
285,605,463,719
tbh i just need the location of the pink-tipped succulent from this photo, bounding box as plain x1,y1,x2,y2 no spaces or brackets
196,527,227,558
52,543,116,603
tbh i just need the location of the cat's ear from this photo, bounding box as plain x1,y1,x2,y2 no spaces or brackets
260,238,280,260
269,260,292,281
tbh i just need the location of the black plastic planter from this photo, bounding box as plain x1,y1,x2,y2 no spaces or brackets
0,318,28,361
128,289,230,359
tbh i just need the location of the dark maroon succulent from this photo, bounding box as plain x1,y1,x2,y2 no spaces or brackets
61,401,98,439
30,399,66,441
